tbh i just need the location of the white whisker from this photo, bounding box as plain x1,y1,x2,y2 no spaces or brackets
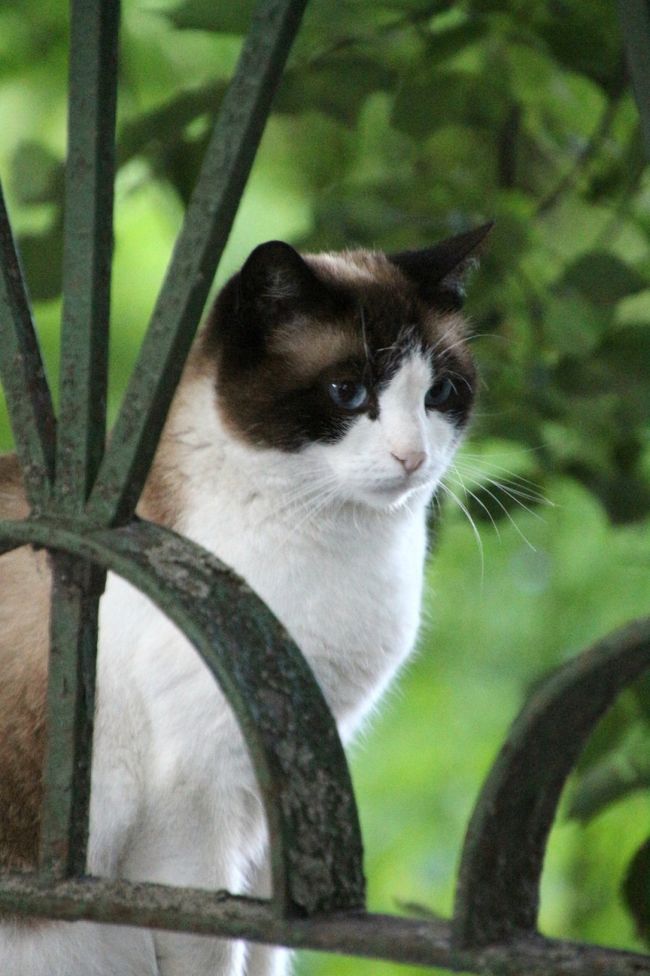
451,464,501,539
438,481,485,583
454,452,550,500
471,481,538,551
453,466,549,510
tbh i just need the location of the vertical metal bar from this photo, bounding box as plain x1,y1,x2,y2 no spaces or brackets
0,182,56,511
87,0,309,528
56,0,119,512
39,557,106,877
618,0,650,158
39,0,119,877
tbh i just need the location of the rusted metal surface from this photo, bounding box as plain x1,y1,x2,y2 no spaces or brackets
453,616,650,948
37,0,120,881
0,515,365,916
87,0,309,528
0,183,55,510
56,0,119,512
0,873,649,976
1,0,650,971
2,511,648,972
39,556,106,877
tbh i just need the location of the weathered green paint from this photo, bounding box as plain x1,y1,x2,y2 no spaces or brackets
87,0,309,528
0,873,649,976
37,0,121,881
56,0,119,513
453,616,650,947
0,182,56,510
619,0,650,157
1,0,650,970
39,556,106,877
0,516,365,916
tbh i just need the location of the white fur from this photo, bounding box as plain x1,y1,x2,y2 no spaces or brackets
3,351,462,976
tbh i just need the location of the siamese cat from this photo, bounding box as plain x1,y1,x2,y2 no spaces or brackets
0,224,490,975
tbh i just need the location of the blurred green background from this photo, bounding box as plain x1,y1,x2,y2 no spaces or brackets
1,0,649,971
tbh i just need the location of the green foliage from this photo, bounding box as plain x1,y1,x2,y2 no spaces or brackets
623,838,650,946
1,0,649,970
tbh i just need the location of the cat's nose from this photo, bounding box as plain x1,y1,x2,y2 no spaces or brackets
391,450,426,474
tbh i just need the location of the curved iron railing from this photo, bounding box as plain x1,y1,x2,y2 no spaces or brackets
0,1,649,972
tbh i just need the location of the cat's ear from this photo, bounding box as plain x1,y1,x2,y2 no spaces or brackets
238,240,333,318
389,221,494,309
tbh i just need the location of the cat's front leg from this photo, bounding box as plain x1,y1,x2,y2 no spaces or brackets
245,941,290,976
122,770,254,976
154,931,245,976
131,838,249,976
244,859,291,976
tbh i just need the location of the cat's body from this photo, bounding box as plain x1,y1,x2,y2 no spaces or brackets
0,227,489,975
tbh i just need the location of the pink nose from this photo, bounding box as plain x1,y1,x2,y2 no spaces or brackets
391,450,426,474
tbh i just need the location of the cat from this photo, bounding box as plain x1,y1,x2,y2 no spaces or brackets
0,224,490,976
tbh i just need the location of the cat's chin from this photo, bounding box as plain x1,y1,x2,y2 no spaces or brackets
349,480,434,513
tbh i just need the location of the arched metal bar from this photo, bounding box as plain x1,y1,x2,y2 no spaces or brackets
453,616,650,948
0,516,365,918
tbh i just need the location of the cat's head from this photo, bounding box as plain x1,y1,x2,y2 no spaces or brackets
201,224,492,511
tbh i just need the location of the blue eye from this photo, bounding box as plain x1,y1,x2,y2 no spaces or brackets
328,380,369,410
425,376,454,410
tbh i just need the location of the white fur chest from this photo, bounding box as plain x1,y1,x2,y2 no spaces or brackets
181,436,429,743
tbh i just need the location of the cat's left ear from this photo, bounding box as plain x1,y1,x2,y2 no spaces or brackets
389,221,494,309
238,240,335,319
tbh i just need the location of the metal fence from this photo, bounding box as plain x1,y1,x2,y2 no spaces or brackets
0,1,649,972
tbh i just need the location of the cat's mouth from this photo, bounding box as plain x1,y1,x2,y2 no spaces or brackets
352,470,436,509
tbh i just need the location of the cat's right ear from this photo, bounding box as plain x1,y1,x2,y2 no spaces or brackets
389,222,494,310
237,241,334,320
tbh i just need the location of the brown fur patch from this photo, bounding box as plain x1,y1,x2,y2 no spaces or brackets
138,353,210,530
0,437,185,875
424,310,477,379
0,456,50,871
269,319,363,381
139,431,186,530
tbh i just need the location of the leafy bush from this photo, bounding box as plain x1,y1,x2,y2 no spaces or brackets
0,0,648,969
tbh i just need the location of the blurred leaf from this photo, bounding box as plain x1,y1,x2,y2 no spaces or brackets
10,140,63,206
162,0,256,34
504,42,556,107
568,749,650,822
424,20,487,63
17,219,63,301
118,82,224,163
616,290,650,328
633,673,650,727
622,838,650,946
524,0,624,93
278,56,395,125
391,69,499,140
575,689,648,775
559,253,648,307
594,327,650,415
544,289,609,355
